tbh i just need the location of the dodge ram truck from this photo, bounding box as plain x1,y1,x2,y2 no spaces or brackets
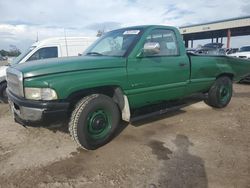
6,25,250,150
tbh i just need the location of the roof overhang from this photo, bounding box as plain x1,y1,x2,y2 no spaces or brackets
179,16,250,35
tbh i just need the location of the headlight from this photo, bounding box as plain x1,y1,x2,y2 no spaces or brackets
25,88,58,100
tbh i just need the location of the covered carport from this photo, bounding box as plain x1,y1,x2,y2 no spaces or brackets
179,16,250,48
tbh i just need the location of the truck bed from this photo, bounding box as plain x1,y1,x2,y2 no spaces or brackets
188,53,250,83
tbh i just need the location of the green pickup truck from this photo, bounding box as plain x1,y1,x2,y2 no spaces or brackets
6,25,250,150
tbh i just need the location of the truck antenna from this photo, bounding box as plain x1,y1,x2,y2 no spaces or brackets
36,32,39,42
64,29,69,56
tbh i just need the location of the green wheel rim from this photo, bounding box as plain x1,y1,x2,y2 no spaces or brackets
87,109,111,140
219,85,231,103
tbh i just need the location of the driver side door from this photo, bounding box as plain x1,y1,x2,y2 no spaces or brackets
126,28,190,108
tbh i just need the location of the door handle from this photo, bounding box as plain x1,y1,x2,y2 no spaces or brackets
179,62,187,67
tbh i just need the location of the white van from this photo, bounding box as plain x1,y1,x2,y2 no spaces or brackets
0,37,97,103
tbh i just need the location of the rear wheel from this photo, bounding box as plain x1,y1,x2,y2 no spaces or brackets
69,94,120,150
0,82,8,103
205,76,232,108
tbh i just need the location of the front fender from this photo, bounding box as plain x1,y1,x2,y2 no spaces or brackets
23,67,129,99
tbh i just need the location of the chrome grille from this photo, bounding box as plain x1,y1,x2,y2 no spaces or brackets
6,68,24,97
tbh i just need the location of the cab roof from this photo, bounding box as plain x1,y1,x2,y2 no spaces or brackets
31,37,97,47
112,25,177,31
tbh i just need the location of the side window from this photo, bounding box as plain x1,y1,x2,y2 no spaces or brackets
144,29,179,56
27,47,58,61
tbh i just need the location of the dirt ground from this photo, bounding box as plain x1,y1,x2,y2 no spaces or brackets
0,84,249,188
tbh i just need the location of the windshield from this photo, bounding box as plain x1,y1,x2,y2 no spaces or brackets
239,46,250,52
11,46,36,65
84,28,141,57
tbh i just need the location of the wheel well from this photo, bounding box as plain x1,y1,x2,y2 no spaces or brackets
67,86,125,112
216,73,234,80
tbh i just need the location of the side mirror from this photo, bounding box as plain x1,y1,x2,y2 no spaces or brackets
136,42,160,58
143,42,160,55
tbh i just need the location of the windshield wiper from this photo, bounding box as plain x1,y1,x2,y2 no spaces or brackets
86,52,103,56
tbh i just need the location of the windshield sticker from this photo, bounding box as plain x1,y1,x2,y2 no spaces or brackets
123,30,140,35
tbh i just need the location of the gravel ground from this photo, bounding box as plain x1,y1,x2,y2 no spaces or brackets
0,84,249,188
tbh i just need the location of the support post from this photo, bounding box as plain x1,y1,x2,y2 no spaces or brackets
185,40,189,48
227,29,231,48
191,40,194,48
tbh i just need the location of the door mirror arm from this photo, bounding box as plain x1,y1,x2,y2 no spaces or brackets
136,50,144,58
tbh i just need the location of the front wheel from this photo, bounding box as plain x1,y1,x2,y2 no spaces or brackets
205,76,232,108
0,82,8,103
69,94,120,150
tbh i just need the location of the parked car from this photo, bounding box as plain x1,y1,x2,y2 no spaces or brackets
225,48,239,55
228,46,250,59
6,25,250,150
228,46,250,83
0,37,97,103
186,48,196,53
195,43,225,55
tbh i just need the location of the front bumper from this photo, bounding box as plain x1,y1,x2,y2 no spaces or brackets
7,90,70,126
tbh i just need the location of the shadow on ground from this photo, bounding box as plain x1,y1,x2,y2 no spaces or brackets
148,134,208,188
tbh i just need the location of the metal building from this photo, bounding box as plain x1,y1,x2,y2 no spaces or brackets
179,16,250,48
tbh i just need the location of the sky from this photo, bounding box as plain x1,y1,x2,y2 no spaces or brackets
0,0,250,51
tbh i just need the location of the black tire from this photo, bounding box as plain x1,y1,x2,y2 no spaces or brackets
69,94,120,150
205,76,232,108
0,82,8,103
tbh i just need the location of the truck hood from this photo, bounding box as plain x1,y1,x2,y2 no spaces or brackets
12,56,126,78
